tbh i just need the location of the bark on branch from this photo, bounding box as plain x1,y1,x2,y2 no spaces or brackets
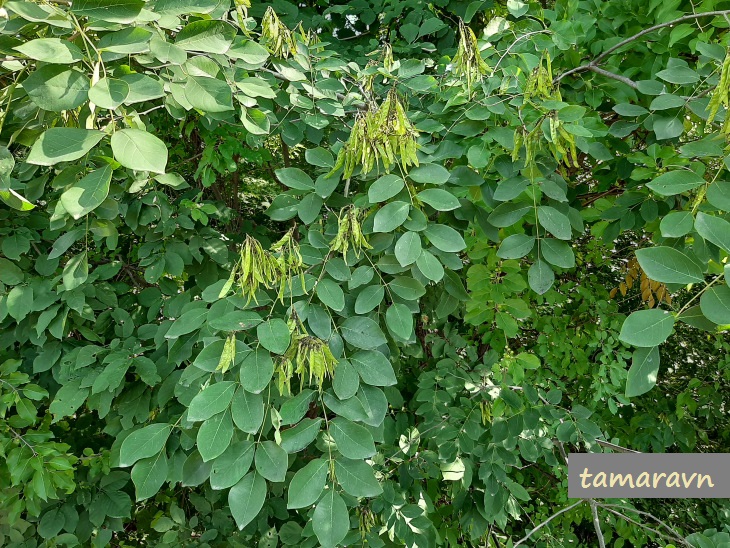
554,10,730,86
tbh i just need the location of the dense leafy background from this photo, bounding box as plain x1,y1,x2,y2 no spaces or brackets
1,0,729,547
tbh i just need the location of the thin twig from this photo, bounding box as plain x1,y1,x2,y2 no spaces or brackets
600,505,689,546
554,9,730,84
599,503,692,544
490,30,551,76
9,427,38,456
594,439,640,453
587,65,639,89
513,500,584,547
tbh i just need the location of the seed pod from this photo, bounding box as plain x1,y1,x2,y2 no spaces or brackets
218,263,239,298
707,49,730,125
261,7,297,58
216,334,237,374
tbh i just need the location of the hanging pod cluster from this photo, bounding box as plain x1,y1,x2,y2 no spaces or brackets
328,88,419,179
219,229,304,304
357,506,377,537
329,206,372,257
707,48,730,135
261,7,297,58
515,54,579,169
452,18,490,89
276,317,338,395
270,228,307,302
232,0,251,28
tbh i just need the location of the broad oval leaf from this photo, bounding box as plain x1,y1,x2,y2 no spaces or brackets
368,174,404,203
340,317,387,350
619,309,675,347
695,212,730,252
537,206,571,240
646,170,705,196
14,38,84,64
424,224,466,252
27,128,105,166
635,247,704,284
24,66,89,111
184,76,234,113
373,201,410,232
699,285,730,325
541,238,575,268
350,350,397,387
165,308,208,339
354,285,384,314
409,163,450,185
89,78,130,110
335,458,383,498
72,0,144,23
187,381,236,422
329,417,376,459
275,168,314,190
254,441,288,482
625,346,660,397
394,231,422,266
198,410,234,462
280,418,322,453
119,423,172,467
229,472,267,530
175,20,237,53
385,303,414,340
131,454,169,501
111,129,168,174
231,387,264,434
240,350,275,393
528,260,554,295
316,278,345,311
417,188,460,211
257,319,290,354
210,440,255,491
497,234,535,259
60,164,113,219
313,490,349,548
287,458,328,509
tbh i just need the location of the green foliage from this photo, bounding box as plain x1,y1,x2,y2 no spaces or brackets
1,0,730,547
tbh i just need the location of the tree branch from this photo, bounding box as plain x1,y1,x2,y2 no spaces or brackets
594,439,640,453
513,500,584,547
599,505,690,546
554,9,730,85
587,65,639,89
590,499,607,548
599,503,693,545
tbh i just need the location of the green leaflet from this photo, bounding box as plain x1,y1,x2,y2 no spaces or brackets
27,129,105,166
60,164,113,219
110,129,168,174
625,346,660,397
312,490,349,547
287,458,328,509
229,472,267,530
619,309,676,347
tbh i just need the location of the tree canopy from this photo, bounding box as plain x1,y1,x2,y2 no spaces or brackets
1,0,730,546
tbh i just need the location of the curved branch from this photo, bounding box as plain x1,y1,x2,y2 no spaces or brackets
554,9,730,85
513,500,585,547
587,65,639,89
